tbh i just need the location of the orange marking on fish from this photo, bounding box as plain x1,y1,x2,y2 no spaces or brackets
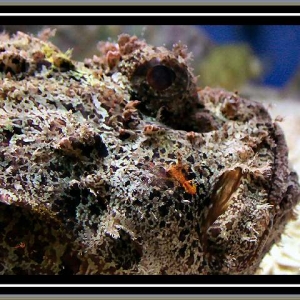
14,242,26,249
166,156,197,195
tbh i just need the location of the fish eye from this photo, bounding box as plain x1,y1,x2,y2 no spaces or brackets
146,65,176,91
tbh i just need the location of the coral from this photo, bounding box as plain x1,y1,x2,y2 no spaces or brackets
0,30,299,275
199,44,261,90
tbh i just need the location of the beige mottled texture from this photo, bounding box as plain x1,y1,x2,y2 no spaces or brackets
0,31,299,275
240,87,300,275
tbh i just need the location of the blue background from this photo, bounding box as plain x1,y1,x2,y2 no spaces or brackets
199,25,300,88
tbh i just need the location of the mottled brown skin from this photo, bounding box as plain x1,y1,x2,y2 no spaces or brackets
0,31,299,275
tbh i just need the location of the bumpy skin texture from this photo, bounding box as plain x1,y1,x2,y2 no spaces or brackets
0,31,299,275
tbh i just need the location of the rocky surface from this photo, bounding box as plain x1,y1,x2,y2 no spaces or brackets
0,31,299,275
